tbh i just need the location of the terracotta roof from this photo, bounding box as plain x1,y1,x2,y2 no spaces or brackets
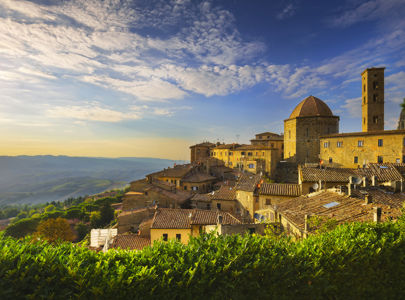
301,167,357,182
289,96,335,119
259,183,301,197
235,173,262,192
351,188,405,209
182,171,217,183
276,191,402,233
210,185,237,201
255,131,282,137
320,129,405,138
301,165,403,183
190,142,216,148
151,208,241,229
356,164,403,182
191,193,212,202
151,164,193,178
110,234,150,250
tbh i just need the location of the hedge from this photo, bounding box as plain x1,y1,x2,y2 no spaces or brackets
1,220,405,299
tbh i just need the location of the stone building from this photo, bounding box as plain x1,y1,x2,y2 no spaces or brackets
284,95,339,164
320,68,405,167
189,142,216,163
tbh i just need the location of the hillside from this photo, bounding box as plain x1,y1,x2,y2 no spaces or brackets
0,156,185,206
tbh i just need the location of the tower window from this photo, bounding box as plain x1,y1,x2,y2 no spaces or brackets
373,116,379,124
378,139,383,147
377,156,383,163
323,142,330,148
358,140,364,147
337,141,343,148
354,156,358,164
373,94,378,102
373,81,378,89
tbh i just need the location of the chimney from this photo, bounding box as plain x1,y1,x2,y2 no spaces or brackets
347,183,353,197
349,176,353,184
217,215,223,224
373,207,382,223
318,180,322,191
304,214,310,232
365,194,372,204
371,175,377,186
362,177,368,188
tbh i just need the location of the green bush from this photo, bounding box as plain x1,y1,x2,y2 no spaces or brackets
3,217,41,238
1,221,405,299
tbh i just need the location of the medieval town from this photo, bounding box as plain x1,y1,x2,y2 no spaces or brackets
88,67,405,251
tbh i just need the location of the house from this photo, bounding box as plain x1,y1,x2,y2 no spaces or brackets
264,187,405,238
257,183,301,209
235,173,262,220
150,208,241,244
110,234,151,251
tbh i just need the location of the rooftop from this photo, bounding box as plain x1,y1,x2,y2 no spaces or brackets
289,96,335,119
151,208,241,229
110,234,150,251
259,183,301,197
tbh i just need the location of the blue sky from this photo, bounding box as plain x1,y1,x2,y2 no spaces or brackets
0,0,404,160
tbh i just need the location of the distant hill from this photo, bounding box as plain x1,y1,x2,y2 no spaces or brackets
0,156,186,206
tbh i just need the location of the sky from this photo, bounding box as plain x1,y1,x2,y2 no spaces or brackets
0,0,404,160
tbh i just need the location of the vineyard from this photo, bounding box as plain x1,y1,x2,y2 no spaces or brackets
1,220,405,299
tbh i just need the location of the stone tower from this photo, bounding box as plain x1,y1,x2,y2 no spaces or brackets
284,96,339,164
361,67,385,132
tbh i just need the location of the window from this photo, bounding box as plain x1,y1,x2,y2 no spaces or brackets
363,84,366,92
192,186,198,191
378,139,383,147
354,156,358,164
176,234,181,241
248,163,254,168
217,203,221,210
247,152,252,156
337,141,343,148
373,116,379,124
373,94,378,102
229,151,233,155
378,156,383,163
396,158,401,163
241,152,246,155
323,141,329,148
184,186,187,190
373,81,378,89
329,157,333,163
265,198,271,205
358,140,364,147
162,234,168,241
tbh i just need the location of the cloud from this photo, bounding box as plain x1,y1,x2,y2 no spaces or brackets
277,4,297,20
329,0,405,28
47,102,142,122
342,97,362,118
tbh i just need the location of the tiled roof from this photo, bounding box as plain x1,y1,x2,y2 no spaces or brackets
182,171,217,183
151,208,241,229
300,167,357,182
191,193,212,202
190,142,216,148
276,191,403,233
235,173,262,192
289,96,336,119
151,164,193,178
259,183,301,197
210,185,237,201
351,187,405,209
356,164,403,182
110,234,150,250
301,165,404,183
255,131,282,137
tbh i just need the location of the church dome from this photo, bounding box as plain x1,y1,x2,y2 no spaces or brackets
289,95,334,119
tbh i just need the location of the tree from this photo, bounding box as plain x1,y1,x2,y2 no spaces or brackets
90,211,102,228
4,217,41,238
75,223,89,242
35,217,75,243
99,203,114,227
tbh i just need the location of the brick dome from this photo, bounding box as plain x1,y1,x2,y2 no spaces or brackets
289,96,333,119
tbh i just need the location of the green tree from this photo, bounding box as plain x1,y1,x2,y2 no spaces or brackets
35,217,75,243
44,204,56,213
90,211,101,228
75,223,89,242
99,203,114,227
4,217,41,238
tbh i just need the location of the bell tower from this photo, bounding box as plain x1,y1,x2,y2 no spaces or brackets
361,67,385,132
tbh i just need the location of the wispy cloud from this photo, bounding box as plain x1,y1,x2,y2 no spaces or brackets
277,3,297,20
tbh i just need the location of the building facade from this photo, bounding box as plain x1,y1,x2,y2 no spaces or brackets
284,96,339,164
